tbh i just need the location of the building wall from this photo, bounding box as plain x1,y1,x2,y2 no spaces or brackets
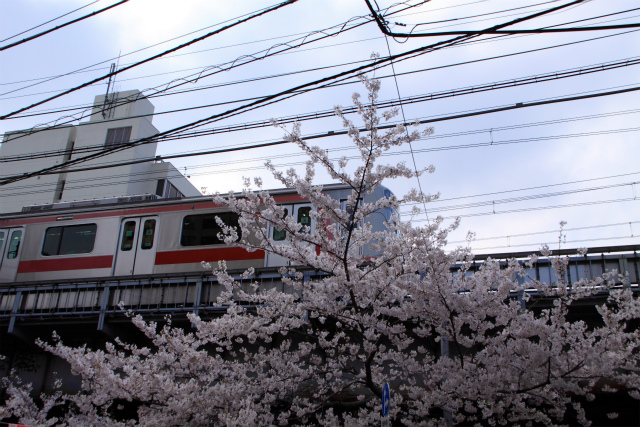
0,127,76,214
0,90,200,214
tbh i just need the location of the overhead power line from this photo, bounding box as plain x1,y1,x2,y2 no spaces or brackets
0,0,101,43
413,198,639,222
408,182,639,215
8,25,637,143
0,0,130,51
2,86,637,181
0,0,299,119
0,3,625,185
5,53,637,151
448,221,640,245
4,108,638,179
469,234,639,252
366,0,640,37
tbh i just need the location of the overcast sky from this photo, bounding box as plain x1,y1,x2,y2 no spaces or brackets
0,0,638,255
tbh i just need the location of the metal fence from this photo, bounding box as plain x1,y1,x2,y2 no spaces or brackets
1,246,638,333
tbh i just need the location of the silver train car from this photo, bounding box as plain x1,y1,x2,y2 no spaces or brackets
0,184,396,283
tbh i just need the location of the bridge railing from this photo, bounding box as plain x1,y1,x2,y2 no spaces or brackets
1,246,638,332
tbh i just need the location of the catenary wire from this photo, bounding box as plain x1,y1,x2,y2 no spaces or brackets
447,221,640,244
469,234,639,252
410,197,639,222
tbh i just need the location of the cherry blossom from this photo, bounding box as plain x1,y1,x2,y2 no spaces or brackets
2,76,638,427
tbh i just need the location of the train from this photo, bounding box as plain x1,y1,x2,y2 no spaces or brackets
0,184,395,283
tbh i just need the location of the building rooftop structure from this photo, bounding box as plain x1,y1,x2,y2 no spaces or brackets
0,90,200,214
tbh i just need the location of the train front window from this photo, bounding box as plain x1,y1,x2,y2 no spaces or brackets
181,212,240,246
140,219,156,250
42,224,97,256
121,221,136,251
7,230,22,259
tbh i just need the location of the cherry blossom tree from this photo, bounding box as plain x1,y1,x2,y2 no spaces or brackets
2,76,639,426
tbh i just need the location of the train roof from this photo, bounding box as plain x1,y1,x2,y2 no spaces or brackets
0,183,367,222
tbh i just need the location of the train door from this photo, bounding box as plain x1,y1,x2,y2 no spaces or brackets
265,205,292,267
265,204,314,267
113,216,159,276
0,227,24,282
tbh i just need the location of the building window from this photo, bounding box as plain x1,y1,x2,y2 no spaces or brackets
155,179,165,197
156,179,184,198
41,224,97,256
105,126,132,147
180,213,240,246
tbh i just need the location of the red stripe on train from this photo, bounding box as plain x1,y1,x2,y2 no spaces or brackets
18,255,114,273
155,247,265,265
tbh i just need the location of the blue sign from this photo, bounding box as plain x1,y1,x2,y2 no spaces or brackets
382,382,390,417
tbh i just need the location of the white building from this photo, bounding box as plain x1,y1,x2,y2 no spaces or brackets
0,90,200,214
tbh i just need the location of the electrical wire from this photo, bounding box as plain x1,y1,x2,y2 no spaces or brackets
0,1,130,51
367,0,640,37
0,0,299,118
2,81,638,179
469,235,639,252
4,53,637,164
411,197,638,222
7,24,637,141
0,0,101,43
407,181,638,215
447,221,640,244
4,108,638,190
3,121,637,185
2,3,636,184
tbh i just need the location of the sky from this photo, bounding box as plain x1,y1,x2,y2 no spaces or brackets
0,0,638,255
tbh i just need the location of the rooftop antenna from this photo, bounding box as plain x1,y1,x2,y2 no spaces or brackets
101,63,116,119
100,50,121,119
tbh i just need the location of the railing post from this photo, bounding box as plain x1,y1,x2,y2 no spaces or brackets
8,290,21,334
97,283,110,331
193,276,203,317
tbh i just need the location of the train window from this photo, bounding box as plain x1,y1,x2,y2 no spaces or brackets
120,221,136,251
7,230,22,259
140,219,156,250
297,207,312,233
0,231,5,250
181,212,240,246
272,208,288,241
42,224,97,256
